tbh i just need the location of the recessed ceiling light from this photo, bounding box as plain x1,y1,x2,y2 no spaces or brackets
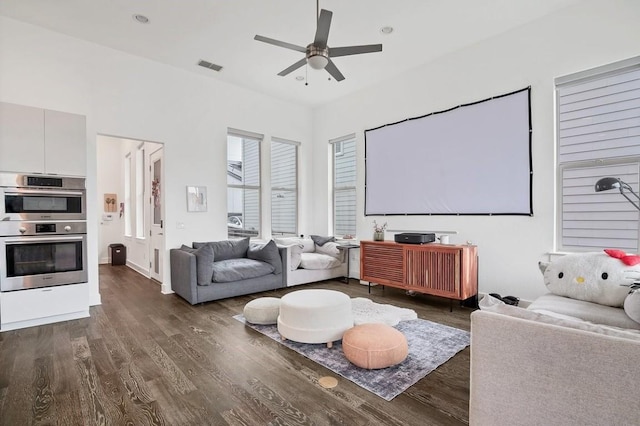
380,26,393,35
295,76,305,81
133,14,150,24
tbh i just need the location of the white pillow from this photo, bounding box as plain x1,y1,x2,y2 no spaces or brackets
289,244,303,270
315,242,341,259
299,253,342,269
274,237,314,253
624,290,640,325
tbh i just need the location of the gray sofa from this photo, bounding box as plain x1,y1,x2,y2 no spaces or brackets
170,238,285,305
469,296,640,425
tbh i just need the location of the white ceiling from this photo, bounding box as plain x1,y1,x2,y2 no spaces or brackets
0,0,582,107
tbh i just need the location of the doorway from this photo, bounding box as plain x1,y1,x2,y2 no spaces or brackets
96,135,164,285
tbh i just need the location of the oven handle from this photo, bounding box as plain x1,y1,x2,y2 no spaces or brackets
3,236,85,244
2,189,84,196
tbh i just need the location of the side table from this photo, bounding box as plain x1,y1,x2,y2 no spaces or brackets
338,243,360,284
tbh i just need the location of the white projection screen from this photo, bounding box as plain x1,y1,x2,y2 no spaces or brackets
364,88,532,216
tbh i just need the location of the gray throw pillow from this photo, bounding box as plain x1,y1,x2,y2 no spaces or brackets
247,240,282,275
181,244,214,285
310,235,336,246
193,237,250,261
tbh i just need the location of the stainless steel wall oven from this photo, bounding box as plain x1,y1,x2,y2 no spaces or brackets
0,173,87,292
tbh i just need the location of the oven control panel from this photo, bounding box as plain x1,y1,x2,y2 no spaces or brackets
1,221,86,236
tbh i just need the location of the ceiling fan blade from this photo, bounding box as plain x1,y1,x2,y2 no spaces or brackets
313,9,333,49
254,35,306,53
330,44,383,58
325,59,345,82
277,58,308,76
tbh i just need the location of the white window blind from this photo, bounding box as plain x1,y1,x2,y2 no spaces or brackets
227,129,262,239
124,154,132,237
332,135,356,237
557,58,640,252
271,138,298,235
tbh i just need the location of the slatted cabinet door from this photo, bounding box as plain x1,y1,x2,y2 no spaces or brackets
360,242,404,286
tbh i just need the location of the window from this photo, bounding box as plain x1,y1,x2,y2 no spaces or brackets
135,145,145,239
271,138,298,235
227,129,261,239
124,154,132,237
556,57,640,252
332,134,356,237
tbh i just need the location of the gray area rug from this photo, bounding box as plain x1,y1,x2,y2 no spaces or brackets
233,313,469,400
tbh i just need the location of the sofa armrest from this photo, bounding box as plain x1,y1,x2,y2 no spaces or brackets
469,310,640,426
277,245,289,285
170,248,198,305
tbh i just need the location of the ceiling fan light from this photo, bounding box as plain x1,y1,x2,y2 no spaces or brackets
308,54,329,70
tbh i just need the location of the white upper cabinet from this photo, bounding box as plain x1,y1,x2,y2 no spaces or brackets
44,109,87,176
0,102,45,173
0,102,86,176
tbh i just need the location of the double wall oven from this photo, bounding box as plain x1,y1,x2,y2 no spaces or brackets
0,173,87,292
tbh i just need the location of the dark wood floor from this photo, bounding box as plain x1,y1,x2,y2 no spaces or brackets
0,265,473,425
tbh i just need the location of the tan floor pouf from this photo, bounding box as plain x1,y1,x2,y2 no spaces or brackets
243,297,281,325
342,323,408,369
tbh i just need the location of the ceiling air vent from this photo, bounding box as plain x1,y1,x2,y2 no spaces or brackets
197,60,223,72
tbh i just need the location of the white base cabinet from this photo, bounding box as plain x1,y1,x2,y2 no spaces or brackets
0,283,90,331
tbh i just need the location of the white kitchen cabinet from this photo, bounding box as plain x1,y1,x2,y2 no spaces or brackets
44,109,87,176
0,101,86,176
0,283,90,331
0,102,45,173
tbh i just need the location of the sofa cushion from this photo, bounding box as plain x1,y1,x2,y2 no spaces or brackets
180,244,214,286
299,252,342,270
247,240,282,274
289,244,303,270
527,293,640,330
212,258,275,283
315,241,341,259
480,294,640,339
310,235,336,246
193,237,250,261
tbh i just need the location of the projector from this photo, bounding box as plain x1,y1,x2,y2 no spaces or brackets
394,233,436,244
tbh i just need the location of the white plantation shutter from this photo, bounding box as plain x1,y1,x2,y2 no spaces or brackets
557,57,640,252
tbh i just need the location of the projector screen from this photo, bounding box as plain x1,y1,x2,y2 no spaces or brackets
364,87,532,216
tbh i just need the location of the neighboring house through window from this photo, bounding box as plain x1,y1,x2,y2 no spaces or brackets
227,128,261,239
271,137,299,236
556,56,640,252
332,134,356,237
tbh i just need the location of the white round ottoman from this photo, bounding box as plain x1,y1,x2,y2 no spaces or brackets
243,297,281,325
277,289,353,348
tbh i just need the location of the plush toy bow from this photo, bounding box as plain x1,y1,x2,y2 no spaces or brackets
604,249,640,266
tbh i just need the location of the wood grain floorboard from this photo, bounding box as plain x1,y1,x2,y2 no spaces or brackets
0,265,473,425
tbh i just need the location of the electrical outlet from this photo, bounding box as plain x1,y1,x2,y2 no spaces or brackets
176,222,185,229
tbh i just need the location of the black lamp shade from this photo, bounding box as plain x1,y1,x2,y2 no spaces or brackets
595,177,621,192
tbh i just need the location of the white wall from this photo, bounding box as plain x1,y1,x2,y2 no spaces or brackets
96,136,124,264
0,17,314,303
313,0,640,301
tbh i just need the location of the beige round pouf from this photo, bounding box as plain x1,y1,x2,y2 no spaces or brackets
243,297,281,325
342,323,408,369
278,289,353,347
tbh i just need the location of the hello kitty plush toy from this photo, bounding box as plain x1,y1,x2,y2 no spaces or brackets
538,249,640,324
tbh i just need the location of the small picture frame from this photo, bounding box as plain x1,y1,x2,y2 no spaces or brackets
186,186,207,212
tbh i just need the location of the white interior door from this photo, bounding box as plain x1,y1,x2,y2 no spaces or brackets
149,147,164,282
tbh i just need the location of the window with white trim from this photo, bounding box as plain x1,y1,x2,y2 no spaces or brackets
556,57,640,252
124,154,132,237
227,129,261,239
135,145,145,239
271,138,298,236
332,134,356,237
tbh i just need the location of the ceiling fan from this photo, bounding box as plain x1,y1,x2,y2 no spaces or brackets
254,1,382,81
